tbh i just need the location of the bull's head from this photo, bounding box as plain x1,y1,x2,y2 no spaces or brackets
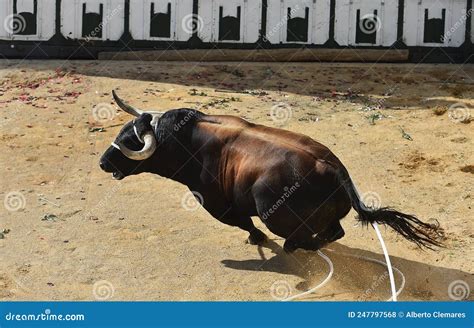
99,91,164,180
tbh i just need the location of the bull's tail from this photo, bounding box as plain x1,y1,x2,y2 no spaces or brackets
337,167,442,249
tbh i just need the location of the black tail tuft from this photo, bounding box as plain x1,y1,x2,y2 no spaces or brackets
337,167,443,250
356,207,443,250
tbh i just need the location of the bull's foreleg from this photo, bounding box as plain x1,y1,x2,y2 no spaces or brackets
246,226,267,245
217,215,267,245
234,217,267,246
200,195,268,245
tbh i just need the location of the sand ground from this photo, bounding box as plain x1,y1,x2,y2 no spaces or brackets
0,60,473,301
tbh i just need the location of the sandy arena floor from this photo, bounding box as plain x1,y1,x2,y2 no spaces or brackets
0,60,473,301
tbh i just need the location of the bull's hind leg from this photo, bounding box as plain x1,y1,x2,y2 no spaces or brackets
326,221,345,243
283,239,299,253
283,237,324,253
283,221,345,253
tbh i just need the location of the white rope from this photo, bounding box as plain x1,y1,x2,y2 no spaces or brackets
350,250,406,301
371,222,398,301
111,122,144,150
111,142,120,150
282,250,334,302
281,225,405,302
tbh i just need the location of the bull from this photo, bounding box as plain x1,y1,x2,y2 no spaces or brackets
99,91,440,252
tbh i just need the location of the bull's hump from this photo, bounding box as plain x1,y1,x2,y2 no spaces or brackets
199,115,330,157
200,115,251,127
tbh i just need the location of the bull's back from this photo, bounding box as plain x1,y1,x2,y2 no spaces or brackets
199,115,341,166
194,115,345,197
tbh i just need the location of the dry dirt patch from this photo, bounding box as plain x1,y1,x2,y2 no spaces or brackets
0,61,473,301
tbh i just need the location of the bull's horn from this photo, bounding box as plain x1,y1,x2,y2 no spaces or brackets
112,90,143,117
112,90,164,117
117,131,157,160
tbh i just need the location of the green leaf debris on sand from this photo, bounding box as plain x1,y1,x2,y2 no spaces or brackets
399,126,413,141
41,214,60,222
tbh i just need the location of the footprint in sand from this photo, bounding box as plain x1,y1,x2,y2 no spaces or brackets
460,165,474,174
0,276,15,298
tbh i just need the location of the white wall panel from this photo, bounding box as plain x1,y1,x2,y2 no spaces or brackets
404,0,466,47
130,0,193,41
61,0,125,41
266,0,330,44
335,0,398,46
198,0,261,43
0,0,55,41
0,0,471,48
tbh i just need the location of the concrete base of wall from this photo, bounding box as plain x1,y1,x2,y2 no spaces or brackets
98,48,410,62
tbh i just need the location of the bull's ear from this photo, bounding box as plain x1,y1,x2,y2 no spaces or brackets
134,113,153,132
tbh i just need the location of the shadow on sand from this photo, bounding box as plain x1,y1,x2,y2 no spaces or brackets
2,60,472,110
222,239,473,301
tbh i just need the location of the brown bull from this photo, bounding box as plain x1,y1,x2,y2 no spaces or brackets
100,91,440,252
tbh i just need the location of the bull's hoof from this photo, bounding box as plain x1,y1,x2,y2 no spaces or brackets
283,240,298,253
247,229,267,245
325,227,345,244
